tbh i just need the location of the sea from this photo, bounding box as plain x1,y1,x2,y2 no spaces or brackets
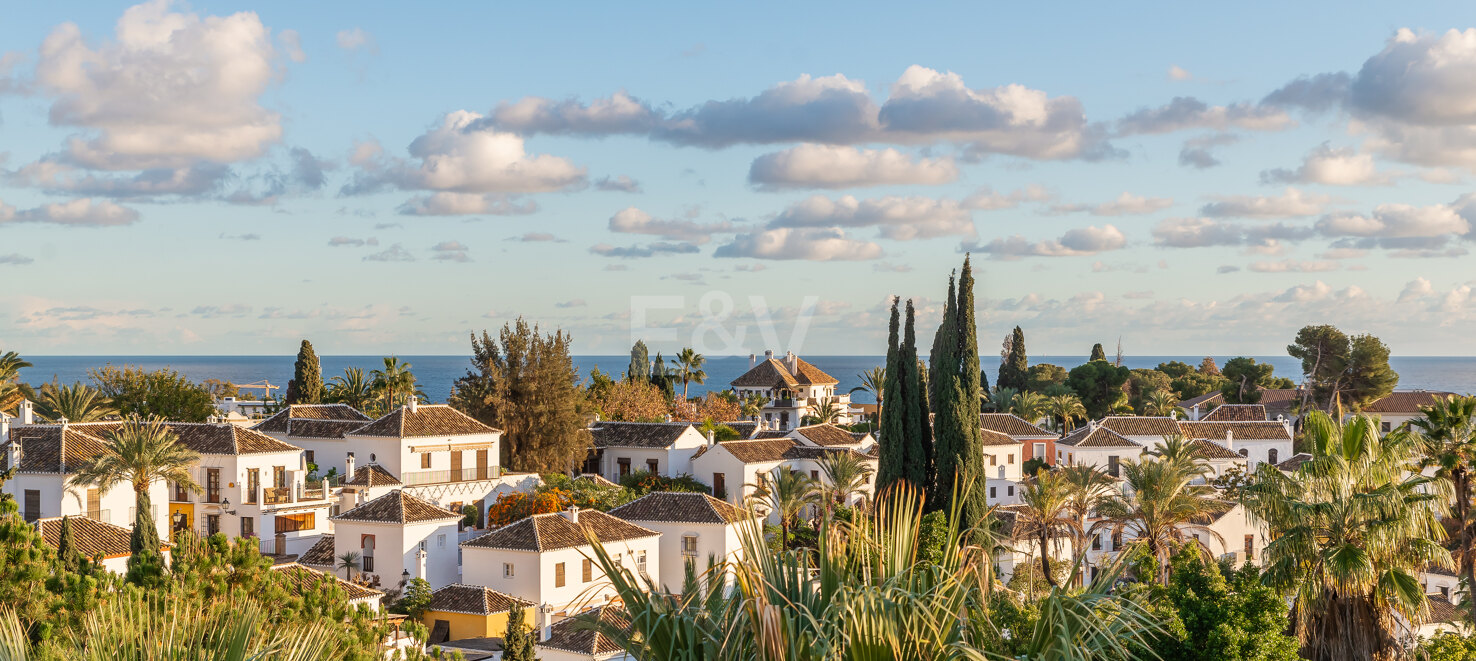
15,355,1476,405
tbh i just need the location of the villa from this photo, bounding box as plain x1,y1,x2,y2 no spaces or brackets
607,491,753,593
35,515,172,575
329,489,464,590
690,435,877,512
582,421,709,483
730,351,853,431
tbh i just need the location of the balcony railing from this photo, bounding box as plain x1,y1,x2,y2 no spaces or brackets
262,487,293,505
82,509,110,524
300,485,327,501
400,466,501,486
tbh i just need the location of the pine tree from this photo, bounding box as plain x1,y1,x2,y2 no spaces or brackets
901,300,933,492
998,326,1028,391
503,603,537,661
57,515,82,574
875,299,906,494
1090,343,1107,362
285,340,324,405
628,340,650,383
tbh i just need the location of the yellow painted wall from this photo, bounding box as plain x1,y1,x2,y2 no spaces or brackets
422,610,517,642
168,503,194,530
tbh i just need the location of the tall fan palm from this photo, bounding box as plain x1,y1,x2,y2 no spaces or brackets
747,467,820,549
1142,389,1182,418
34,381,116,422
1411,394,1476,620
1099,452,1223,585
1059,465,1117,585
849,366,885,418
1010,390,1049,425
1244,411,1452,661
987,386,1020,414
1048,394,1087,435
327,367,373,411
1013,469,1077,587
672,348,707,401
371,357,416,408
67,415,199,584
817,450,874,510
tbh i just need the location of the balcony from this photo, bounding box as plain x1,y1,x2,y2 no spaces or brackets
82,509,110,524
262,487,293,505
399,466,501,486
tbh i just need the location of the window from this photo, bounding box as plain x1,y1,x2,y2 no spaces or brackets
1442,586,1451,598
1007,453,1015,464
438,534,447,548
637,550,648,574
583,558,593,582
206,514,220,536
419,540,427,552
421,453,432,469
1033,443,1046,459
1107,455,1120,478
272,466,286,489
810,470,819,480
712,473,726,498
1239,449,1249,457
1381,421,1391,433
1244,534,1255,559
246,469,259,503
682,535,698,557
618,458,631,478
362,535,375,572
304,450,314,465
647,459,659,474
206,468,221,503
504,563,515,578
1007,485,1015,497
989,486,997,499
173,481,189,502
1268,448,1279,465
989,455,996,466
1067,453,1073,465
275,512,315,533
23,490,39,522
241,516,255,538
1092,534,1102,550
552,561,566,587
1111,531,1122,550
86,488,101,518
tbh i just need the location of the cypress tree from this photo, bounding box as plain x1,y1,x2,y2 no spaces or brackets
127,488,168,588
953,257,988,530
648,352,674,402
875,299,906,494
57,514,82,574
628,340,650,383
1090,343,1107,362
928,273,957,409
901,300,932,492
503,603,536,661
998,326,1028,391
285,340,324,404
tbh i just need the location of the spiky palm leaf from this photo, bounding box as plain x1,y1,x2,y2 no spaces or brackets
35,381,117,422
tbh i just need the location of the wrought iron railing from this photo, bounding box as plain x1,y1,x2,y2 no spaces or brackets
399,466,500,486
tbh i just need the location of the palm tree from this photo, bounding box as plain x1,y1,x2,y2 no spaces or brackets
0,350,31,411
1059,465,1117,585
1142,389,1182,418
849,366,885,420
1412,394,1476,620
1047,394,1087,434
67,415,199,581
817,450,873,510
327,367,373,411
371,357,416,409
747,467,820,549
1098,452,1222,585
671,348,707,401
986,386,1019,414
809,397,843,424
1244,412,1452,660
1013,469,1076,588
336,551,362,581
1010,390,1049,425
739,392,769,420
35,380,116,422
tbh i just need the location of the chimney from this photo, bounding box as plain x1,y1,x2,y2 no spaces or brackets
786,351,798,374
538,604,553,642
0,413,10,445
664,413,672,423
1191,403,1200,421
18,400,33,426
345,453,356,481
706,429,715,447
6,437,19,471
415,548,428,580
764,349,774,362
407,397,418,413
749,353,756,368
564,505,580,524
1225,430,1233,452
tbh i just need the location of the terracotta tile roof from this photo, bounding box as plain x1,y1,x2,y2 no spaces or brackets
1274,452,1313,472
1427,594,1464,624
298,534,336,566
978,413,1055,438
254,404,372,433
1184,390,1303,420
271,562,383,601
427,583,532,616
608,492,750,525
1179,421,1292,442
575,473,620,488
1361,391,1460,414
462,510,657,552
166,423,302,455
1187,500,1239,525
1201,404,1268,422
331,489,461,524
979,429,1022,447
1178,391,1224,410
37,516,163,559
1058,426,1139,448
1097,416,1182,438
285,419,370,439
792,424,860,447
703,438,872,464
730,355,838,388
3,425,109,473
344,464,402,487
1424,563,1459,578
537,606,630,657
789,357,840,385
588,422,694,449
726,422,759,439
1186,439,1244,460
349,405,501,438
752,430,791,439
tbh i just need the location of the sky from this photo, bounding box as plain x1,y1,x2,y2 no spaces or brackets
2,1,1476,357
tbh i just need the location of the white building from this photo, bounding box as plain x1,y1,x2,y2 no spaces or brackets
690,437,877,509
1178,420,1294,469
1359,391,1459,433
36,515,172,575
252,403,374,475
729,351,852,431
607,491,753,593
461,508,661,615
329,489,463,590
536,606,633,661
1055,424,1143,476
583,422,708,483
981,429,1024,505
2,412,170,540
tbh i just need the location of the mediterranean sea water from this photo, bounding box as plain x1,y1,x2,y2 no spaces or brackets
15,355,1476,405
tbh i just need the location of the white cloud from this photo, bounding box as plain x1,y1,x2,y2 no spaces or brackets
1178,133,1239,169
335,27,377,54
1317,203,1469,239
1151,217,1314,248
1199,187,1329,218
1168,65,1194,82
431,240,470,262
748,144,957,190
1116,97,1292,135
714,227,882,261
0,254,34,265
1398,277,1435,302
1247,259,1339,273
961,185,1053,210
768,194,975,240
397,192,538,216
594,175,642,193
589,242,701,259
327,236,377,247
0,197,139,226
1052,192,1173,216
279,29,305,62
1260,144,1391,186
608,207,736,244
363,244,414,262
975,224,1126,258
32,0,283,171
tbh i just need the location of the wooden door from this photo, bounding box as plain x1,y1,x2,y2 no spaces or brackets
451,451,463,481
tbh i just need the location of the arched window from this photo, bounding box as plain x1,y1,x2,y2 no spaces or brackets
1268,448,1279,465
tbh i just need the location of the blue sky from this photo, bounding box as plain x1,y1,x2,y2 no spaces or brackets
3,1,1476,356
